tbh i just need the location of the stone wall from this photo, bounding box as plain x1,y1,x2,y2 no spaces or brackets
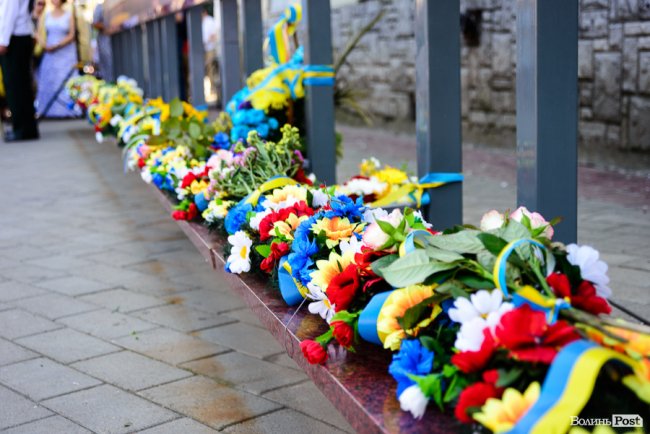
328,0,650,168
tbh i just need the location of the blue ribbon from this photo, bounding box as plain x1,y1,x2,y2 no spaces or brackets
358,290,394,345
278,256,303,306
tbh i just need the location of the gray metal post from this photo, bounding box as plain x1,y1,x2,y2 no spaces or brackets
516,0,578,243
241,0,264,75
219,0,242,103
110,35,121,78
160,15,180,100
415,0,462,228
141,23,151,97
186,6,206,106
150,19,163,98
131,27,144,87
122,31,132,77
302,0,336,185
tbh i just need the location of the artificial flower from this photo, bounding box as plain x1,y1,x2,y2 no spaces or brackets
455,381,502,423
452,329,497,373
495,304,580,364
310,251,355,293
306,282,335,323
226,231,253,274
510,206,554,239
388,339,434,396
260,242,290,273
326,264,360,312
339,235,364,256
377,285,441,351
311,216,359,248
399,385,428,420
448,290,513,326
546,272,611,315
473,382,540,433
374,166,408,184
331,321,354,348
566,244,612,299
300,339,328,365
362,208,404,251
480,210,505,231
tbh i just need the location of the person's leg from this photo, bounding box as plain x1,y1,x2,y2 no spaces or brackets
4,36,38,139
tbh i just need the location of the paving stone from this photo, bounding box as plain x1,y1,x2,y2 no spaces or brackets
0,265,68,284
138,418,218,434
222,307,265,328
0,309,62,339
133,304,236,332
79,288,166,313
140,376,281,430
57,309,158,339
0,338,38,366
0,280,47,302
43,385,176,433
128,259,209,280
0,385,52,430
35,275,114,296
264,353,302,371
24,255,93,271
119,274,198,297
72,351,192,391
182,351,307,394
264,381,355,432
10,293,99,319
222,408,349,434
0,358,101,401
15,328,120,364
84,249,149,267
198,322,283,359
2,415,91,434
0,244,52,262
178,288,246,314
112,328,230,365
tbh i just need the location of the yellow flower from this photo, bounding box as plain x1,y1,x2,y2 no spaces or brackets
265,185,307,206
190,180,209,195
473,382,540,433
272,213,310,240
310,251,355,291
374,166,408,184
377,285,440,351
359,158,381,177
311,217,357,248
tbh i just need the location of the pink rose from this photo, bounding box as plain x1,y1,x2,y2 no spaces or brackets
362,209,403,251
479,210,505,231
510,206,554,239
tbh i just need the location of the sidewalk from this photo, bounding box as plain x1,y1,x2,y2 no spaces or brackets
0,120,647,433
0,120,354,433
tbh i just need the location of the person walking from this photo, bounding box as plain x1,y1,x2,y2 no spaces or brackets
0,0,40,141
35,0,80,118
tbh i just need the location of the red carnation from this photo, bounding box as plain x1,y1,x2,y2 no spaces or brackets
452,329,497,373
495,304,580,364
454,382,502,423
172,210,188,220
546,273,611,316
187,203,198,220
300,339,328,365
331,321,354,348
137,158,146,169
181,172,197,189
293,167,313,185
260,242,290,273
327,264,360,312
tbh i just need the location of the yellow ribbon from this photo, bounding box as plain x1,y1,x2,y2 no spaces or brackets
370,181,447,208
281,260,309,298
244,176,299,207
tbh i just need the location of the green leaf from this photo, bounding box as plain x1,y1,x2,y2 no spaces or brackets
381,251,456,288
376,219,396,236
435,281,465,295
456,274,495,290
424,246,464,263
498,219,531,242
188,122,201,139
477,250,496,271
370,254,399,278
425,230,484,254
410,374,444,409
449,286,471,299
476,233,508,257
170,98,183,118
496,367,524,388
255,244,271,258
330,310,360,324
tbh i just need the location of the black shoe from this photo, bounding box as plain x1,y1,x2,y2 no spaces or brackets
3,131,39,142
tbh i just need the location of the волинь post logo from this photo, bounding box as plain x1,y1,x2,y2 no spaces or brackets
571,415,644,428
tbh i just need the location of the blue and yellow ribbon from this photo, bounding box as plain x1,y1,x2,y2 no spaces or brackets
509,340,641,434
370,172,463,208
243,175,299,207
267,5,302,64
303,65,335,86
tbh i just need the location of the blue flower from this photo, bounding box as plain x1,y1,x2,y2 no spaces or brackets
247,109,266,125
330,195,364,219
256,123,270,138
268,117,279,130
388,339,434,397
288,214,320,284
232,110,248,125
224,201,253,234
152,173,164,189
213,132,230,150
230,125,249,142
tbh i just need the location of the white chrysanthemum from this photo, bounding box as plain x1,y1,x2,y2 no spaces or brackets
306,282,335,323
339,235,364,255
454,317,489,352
448,290,513,326
95,131,104,143
399,385,428,420
337,177,387,197
566,244,612,299
249,208,273,232
311,189,329,208
226,231,252,274
109,115,123,126
140,168,153,184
